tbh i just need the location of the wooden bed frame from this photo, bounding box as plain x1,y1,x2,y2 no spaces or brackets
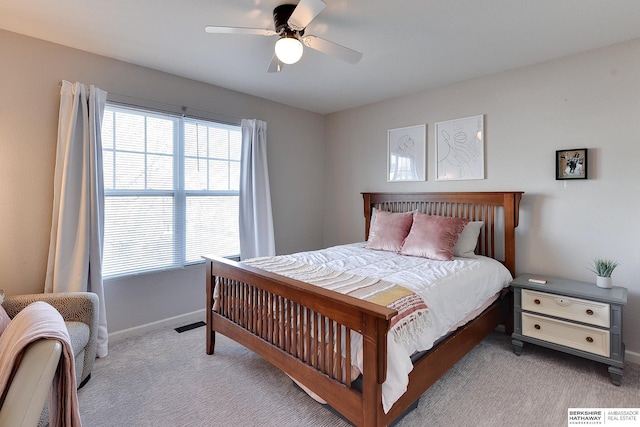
205,191,523,426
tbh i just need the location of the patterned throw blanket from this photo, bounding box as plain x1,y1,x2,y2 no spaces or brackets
242,257,430,348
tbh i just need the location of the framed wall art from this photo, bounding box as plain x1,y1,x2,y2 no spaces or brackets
435,114,484,181
387,124,426,182
556,148,588,180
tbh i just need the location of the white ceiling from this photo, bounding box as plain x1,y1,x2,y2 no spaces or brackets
2,0,640,114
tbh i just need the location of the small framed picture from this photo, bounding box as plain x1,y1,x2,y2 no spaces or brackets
556,148,588,180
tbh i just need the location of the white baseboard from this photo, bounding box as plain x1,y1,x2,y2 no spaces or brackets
106,311,640,367
625,349,640,366
108,309,205,344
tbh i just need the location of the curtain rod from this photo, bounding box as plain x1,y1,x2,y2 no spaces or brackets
58,81,243,126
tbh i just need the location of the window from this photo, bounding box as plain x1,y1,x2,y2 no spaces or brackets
101,104,241,278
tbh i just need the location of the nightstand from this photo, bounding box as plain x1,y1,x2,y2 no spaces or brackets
511,273,627,385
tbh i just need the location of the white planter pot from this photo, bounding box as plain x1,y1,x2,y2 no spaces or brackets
596,276,612,289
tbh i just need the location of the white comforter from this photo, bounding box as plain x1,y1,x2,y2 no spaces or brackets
274,242,513,412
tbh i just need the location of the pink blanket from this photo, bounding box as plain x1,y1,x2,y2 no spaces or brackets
0,301,81,426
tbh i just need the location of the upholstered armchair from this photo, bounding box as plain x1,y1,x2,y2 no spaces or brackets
0,328,64,426
2,292,99,389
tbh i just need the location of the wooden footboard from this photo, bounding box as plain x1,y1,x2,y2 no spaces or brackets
205,191,522,427
205,256,398,426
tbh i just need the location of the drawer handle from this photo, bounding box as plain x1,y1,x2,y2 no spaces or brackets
586,337,594,343
534,299,541,305
534,324,541,330
586,309,594,315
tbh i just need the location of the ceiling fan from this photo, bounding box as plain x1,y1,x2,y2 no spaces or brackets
205,0,363,72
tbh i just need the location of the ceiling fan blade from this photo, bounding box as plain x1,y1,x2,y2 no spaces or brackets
288,0,326,31
302,35,363,64
267,55,284,73
205,26,276,36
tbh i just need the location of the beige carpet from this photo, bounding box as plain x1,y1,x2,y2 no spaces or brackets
77,325,639,427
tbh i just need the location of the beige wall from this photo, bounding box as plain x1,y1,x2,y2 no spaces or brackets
325,39,640,356
2,28,640,358
0,30,325,332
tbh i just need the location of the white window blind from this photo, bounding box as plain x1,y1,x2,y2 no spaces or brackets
101,104,241,278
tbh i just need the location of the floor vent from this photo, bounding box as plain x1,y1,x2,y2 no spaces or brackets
174,321,206,333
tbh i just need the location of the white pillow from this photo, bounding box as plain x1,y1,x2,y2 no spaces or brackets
369,207,379,230
454,221,484,258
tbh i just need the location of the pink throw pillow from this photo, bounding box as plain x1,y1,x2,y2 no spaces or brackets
366,210,414,252
400,213,469,260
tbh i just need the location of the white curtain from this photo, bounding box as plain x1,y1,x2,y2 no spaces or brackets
45,81,109,357
239,119,276,260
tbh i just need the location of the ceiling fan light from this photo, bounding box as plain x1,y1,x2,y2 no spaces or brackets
275,36,303,64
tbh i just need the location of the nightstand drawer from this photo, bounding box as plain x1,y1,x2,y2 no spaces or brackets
522,289,610,327
522,312,610,357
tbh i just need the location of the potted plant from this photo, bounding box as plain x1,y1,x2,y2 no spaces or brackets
590,258,618,288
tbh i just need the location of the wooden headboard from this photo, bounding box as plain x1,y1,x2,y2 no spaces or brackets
362,192,523,276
